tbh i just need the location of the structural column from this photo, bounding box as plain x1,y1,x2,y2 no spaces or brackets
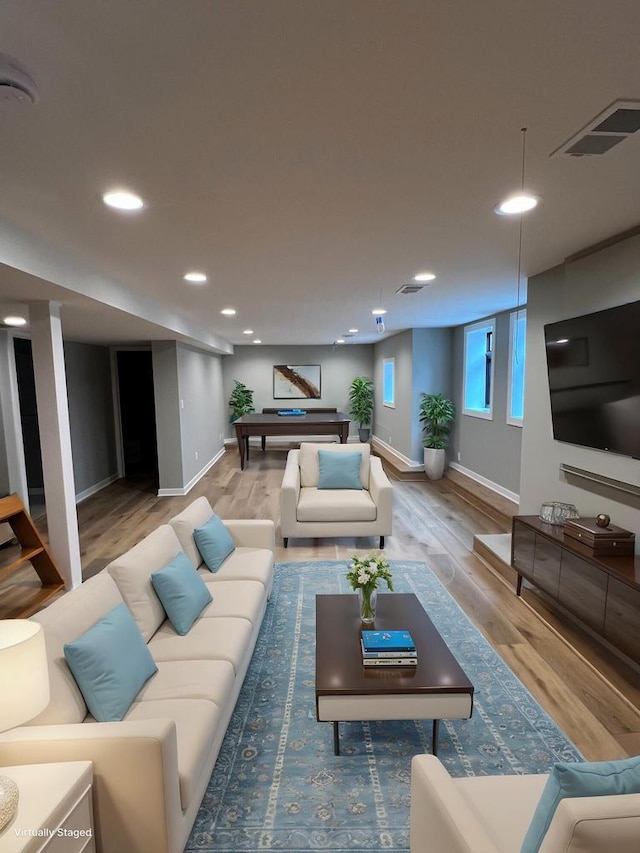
29,301,82,588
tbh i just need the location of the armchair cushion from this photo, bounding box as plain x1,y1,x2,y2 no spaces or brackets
297,487,377,522
522,756,640,853
151,551,213,635
63,603,157,722
317,449,362,489
299,442,370,488
194,514,236,572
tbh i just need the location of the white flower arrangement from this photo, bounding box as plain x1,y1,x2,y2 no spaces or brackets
345,555,393,593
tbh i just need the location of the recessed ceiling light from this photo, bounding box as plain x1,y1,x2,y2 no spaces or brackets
348,328,358,334
494,193,539,215
372,308,387,315
336,339,345,344
243,329,254,335
253,339,262,344
2,315,26,326
102,189,144,211
184,271,207,283
221,308,236,316
414,272,436,282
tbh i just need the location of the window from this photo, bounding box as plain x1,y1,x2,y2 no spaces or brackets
507,309,526,426
382,358,395,407
463,318,495,419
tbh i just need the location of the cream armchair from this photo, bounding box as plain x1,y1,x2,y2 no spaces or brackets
280,442,393,548
410,755,640,853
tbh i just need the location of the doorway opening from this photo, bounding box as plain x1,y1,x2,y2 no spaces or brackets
116,350,159,487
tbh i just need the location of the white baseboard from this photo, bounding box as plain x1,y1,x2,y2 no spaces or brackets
448,461,520,504
158,448,225,497
75,473,120,505
370,435,424,469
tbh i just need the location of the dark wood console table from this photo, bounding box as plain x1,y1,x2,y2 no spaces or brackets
511,515,640,665
233,412,350,470
260,408,337,450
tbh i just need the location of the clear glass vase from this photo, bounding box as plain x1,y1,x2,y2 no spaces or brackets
358,587,377,624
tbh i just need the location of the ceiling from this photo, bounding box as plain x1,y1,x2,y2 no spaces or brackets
1,1,640,350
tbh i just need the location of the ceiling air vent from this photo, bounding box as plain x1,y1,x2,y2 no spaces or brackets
0,53,38,104
550,99,640,158
396,284,424,294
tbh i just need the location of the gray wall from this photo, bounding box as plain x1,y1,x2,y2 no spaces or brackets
64,341,118,496
153,341,226,491
372,331,414,457
411,328,453,462
152,341,183,491
372,329,453,463
451,309,523,495
520,233,640,544
177,344,226,484
222,344,374,437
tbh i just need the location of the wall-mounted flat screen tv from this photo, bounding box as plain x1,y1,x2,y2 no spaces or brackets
544,300,640,459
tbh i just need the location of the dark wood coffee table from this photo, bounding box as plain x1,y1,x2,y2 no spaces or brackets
315,593,474,755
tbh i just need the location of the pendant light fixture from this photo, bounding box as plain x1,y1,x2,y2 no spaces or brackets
495,127,539,310
494,127,539,218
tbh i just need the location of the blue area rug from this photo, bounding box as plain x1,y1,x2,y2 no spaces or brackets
186,561,581,852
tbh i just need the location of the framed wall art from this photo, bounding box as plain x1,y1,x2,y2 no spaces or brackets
273,364,321,399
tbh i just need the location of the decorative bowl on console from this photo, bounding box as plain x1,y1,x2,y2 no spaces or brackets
539,501,579,526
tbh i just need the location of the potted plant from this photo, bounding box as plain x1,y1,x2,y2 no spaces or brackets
419,392,455,480
228,380,255,422
349,376,374,442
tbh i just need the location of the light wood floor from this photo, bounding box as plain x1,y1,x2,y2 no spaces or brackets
28,444,640,761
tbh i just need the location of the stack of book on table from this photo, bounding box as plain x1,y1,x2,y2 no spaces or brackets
361,630,417,666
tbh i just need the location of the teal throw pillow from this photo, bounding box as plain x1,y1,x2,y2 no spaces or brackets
317,450,362,490
521,755,640,853
151,551,213,635
193,514,236,572
63,603,157,722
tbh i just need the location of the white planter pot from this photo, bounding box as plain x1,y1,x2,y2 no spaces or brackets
424,447,445,480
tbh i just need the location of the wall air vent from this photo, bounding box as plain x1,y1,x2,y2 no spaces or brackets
396,284,424,294
551,99,640,158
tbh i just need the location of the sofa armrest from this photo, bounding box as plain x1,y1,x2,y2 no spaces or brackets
280,450,301,537
0,720,181,853
369,456,393,526
224,519,275,550
410,755,498,853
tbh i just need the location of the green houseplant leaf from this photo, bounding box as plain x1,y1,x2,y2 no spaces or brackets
228,380,255,422
419,392,455,449
348,376,374,428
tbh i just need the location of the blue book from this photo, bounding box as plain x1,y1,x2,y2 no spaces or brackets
361,630,416,652
277,409,306,416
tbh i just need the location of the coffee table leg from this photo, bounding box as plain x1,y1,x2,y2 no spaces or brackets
432,719,440,756
333,722,340,755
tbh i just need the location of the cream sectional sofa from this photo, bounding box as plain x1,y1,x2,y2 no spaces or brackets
0,498,275,853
